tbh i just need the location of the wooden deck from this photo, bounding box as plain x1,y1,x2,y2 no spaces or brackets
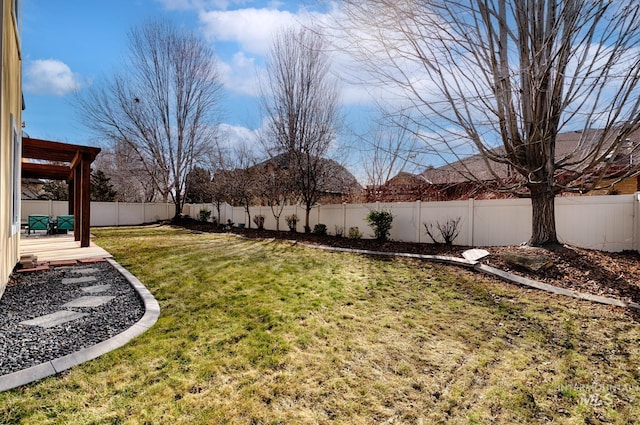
20,233,112,263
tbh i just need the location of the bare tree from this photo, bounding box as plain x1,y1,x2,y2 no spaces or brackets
76,19,223,218
360,115,423,201
209,145,231,225
258,166,295,231
93,146,158,202
261,26,340,233
337,0,640,246
223,142,260,228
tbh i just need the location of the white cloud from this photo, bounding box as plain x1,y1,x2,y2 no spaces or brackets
172,3,385,121
24,59,84,96
199,8,303,55
218,51,263,96
218,123,261,151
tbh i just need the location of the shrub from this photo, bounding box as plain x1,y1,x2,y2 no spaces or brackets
334,225,344,238
423,217,462,245
365,209,393,241
347,226,362,239
285,214,298,232
313,223,327,235
253,214,265,230
198,208,211,222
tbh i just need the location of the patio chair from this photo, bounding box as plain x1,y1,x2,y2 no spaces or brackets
28,215,50,235
56,215,74,232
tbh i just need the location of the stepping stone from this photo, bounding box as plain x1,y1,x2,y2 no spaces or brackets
70,267,100,274
62,296,115,308
462,249,490,262
62,276,97,285
20,310,88,328
81,284,112,293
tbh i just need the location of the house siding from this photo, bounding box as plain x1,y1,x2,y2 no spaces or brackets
0,0,22,298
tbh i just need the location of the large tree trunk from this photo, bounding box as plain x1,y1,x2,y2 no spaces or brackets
245,205,251,229
304,206,312,233
173,192,182,220
528,185,559,247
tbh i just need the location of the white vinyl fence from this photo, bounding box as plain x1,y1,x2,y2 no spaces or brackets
22,200,175,227
185,193,640,252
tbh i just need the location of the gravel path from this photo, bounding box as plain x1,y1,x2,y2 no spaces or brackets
0,261,145,376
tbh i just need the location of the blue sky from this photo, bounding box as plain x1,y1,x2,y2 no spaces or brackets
22,0,377,162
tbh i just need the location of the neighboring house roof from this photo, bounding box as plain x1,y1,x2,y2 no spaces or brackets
255,153,362,195
420,128,640,187
373,128,640,201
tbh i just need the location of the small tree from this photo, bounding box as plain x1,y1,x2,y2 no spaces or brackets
253,214,265,230
365,209,393,241
261,26,340,233
258,166,294,232
285,214,298,232
424,217,462,245
223,143,259,228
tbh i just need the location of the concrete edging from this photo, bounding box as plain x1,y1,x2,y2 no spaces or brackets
0,259,160,392
295,241,640,311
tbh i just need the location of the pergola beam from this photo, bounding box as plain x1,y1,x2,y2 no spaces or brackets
21,137,101,248
21,162,70,180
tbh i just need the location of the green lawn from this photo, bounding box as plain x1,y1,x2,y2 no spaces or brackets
2,225,640,424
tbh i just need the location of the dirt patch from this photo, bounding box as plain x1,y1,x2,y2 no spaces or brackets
174,218,640,306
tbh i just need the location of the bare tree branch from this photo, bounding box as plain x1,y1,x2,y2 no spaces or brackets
261,26,341,233
76,19,223,218
335,0,640,246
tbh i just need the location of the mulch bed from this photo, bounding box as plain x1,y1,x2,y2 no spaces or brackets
173,218,640,308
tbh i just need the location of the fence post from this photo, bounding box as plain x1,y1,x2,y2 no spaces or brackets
634,193,640,253
48,199,53,216
468,198,475,246
416,200,421,243
342,203,347,235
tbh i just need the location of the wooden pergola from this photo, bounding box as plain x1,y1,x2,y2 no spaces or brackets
21,137,101,247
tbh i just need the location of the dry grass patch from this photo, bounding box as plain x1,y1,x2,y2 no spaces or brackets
1,225,639,424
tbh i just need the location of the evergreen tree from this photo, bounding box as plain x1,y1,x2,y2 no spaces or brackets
185,167,213,203
91,170,118,201
39,180,68,201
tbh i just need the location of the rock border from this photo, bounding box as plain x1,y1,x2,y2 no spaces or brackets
0,259,160,392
